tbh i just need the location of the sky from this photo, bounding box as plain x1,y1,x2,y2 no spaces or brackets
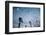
13,7,40,28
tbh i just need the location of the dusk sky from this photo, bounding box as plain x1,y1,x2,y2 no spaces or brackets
13,7,40,28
